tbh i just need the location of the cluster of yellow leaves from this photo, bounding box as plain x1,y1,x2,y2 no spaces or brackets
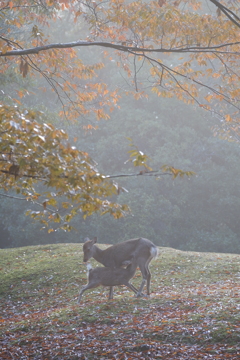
161,165,195,179
0,105,130,229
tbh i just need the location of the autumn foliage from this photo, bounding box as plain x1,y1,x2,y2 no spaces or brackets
0,0,240,227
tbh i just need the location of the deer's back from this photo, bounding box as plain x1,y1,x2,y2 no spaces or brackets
102,238,155,267
89,266,136,286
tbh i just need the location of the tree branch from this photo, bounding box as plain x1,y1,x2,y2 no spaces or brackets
0,193,26,200
1,40,240,57
0,168,173,181
106,171,175,178
209,0,240,28
0,169,45,180
0,192,58,214
127,49,240,114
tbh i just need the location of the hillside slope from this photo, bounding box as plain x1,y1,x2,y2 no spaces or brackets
1,244,240,359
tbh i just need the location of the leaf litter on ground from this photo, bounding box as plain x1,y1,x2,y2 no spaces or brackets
0,244,240,359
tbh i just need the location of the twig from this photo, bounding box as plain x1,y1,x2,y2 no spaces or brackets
106,171,173,179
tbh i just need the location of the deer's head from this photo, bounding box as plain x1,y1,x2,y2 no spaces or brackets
83,237,97,262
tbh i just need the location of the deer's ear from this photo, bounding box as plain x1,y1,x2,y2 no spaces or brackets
84,237,90,243
92,237,98,243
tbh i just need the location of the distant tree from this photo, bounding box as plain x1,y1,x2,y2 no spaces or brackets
1,0,239,231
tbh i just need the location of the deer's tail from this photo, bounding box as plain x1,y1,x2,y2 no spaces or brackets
150,245,158,259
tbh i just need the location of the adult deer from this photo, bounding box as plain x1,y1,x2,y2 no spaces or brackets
82,237,158,297
78,257,138,303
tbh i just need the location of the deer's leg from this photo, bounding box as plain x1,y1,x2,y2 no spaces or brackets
123,274,146,297
108,286,114,300
145,267,151,295
77,284,88,304
77,282,99,304
138,258,151,296
125,282,139,295
145,259,152,295
129,283,139,293
136,279,147,297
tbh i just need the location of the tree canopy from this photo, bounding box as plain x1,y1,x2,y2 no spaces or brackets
0,0,239,234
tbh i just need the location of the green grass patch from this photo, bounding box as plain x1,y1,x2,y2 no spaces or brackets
1,244,240,359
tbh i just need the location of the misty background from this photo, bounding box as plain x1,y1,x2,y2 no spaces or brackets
1,7,239,254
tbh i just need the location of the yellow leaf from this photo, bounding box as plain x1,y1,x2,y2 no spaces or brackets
17,91,24,98
205,94,213,103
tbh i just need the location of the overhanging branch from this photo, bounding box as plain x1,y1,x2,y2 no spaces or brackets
0,192,58,213
1,39,240,57
0,168,173,181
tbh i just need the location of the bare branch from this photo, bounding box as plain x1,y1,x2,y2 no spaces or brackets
126,49,240,115
1,40,240,57
0,192,58,214
209,0,240,28
0,193,26,200
106,171,174,178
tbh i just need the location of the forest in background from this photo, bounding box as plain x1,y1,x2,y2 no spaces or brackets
1,0,240,253
1,93,239,253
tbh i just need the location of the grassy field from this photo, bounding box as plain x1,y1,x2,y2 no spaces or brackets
0,243,240,359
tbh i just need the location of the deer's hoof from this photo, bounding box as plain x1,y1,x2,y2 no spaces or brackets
136,293,148,298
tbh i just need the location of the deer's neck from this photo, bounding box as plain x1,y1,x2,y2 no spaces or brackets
92,246,110,267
